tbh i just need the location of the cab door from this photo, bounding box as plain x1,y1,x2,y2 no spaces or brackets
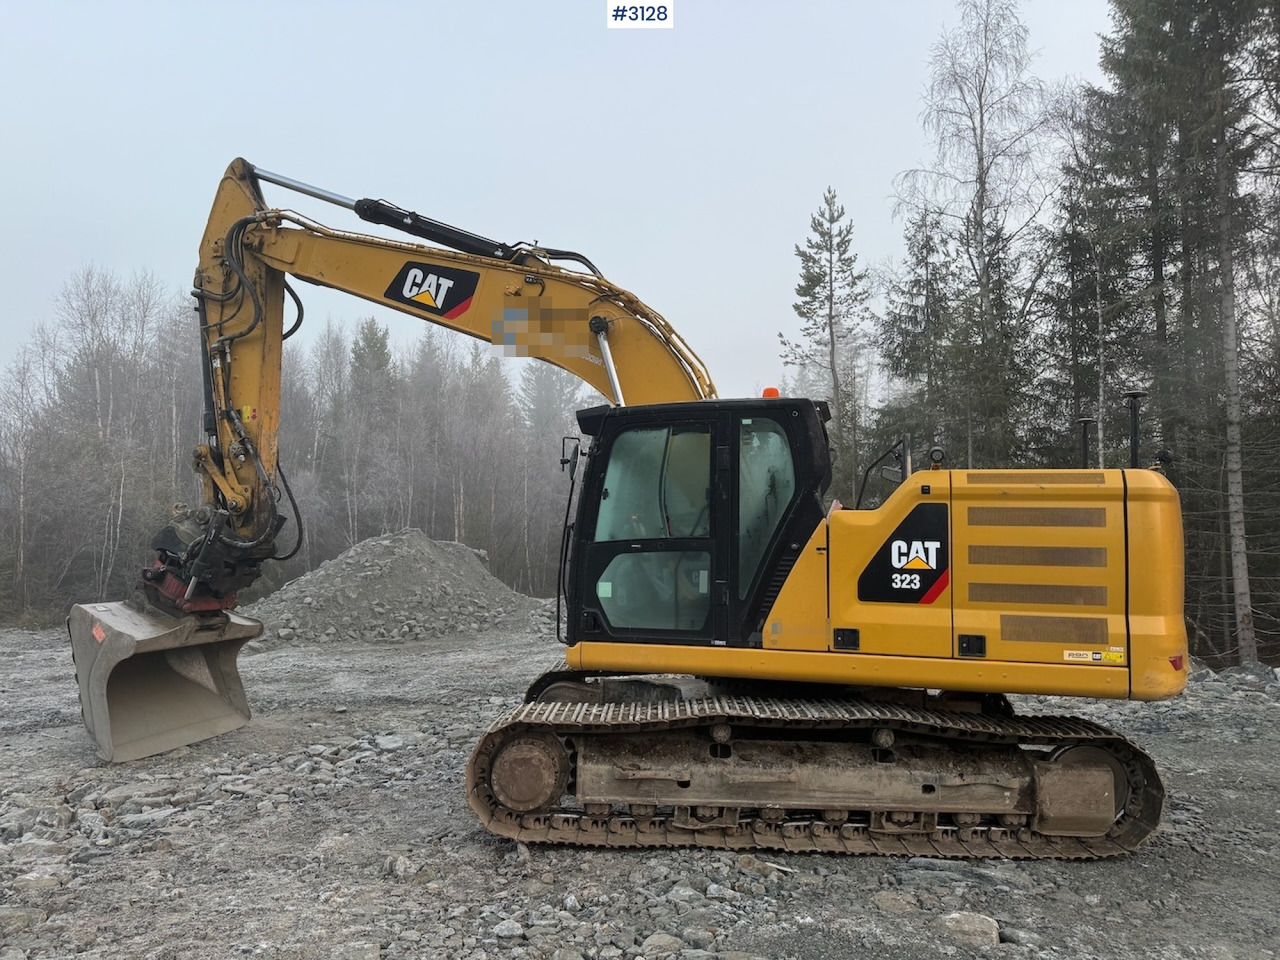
575,418,719,643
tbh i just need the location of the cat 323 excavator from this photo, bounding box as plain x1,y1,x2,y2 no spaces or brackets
68,159,1187,860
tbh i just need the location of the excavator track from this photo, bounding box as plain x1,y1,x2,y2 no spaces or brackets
466,693,1163,859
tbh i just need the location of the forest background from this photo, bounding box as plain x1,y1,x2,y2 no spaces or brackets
1,0,1277,667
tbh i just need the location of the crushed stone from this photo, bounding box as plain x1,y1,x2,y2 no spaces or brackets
242,529,554,649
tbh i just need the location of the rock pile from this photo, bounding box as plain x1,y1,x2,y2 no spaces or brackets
243,529,553,648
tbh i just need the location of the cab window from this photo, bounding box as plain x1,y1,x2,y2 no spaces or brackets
738,417,796,598
591,425,712,632
593,427,711,541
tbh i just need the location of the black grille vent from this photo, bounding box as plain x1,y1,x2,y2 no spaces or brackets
757,553,798,620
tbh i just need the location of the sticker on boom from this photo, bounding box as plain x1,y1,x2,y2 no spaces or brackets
858,503,950,604
385,263,480,319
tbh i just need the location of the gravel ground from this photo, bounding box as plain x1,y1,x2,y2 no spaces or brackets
2,558,1279,959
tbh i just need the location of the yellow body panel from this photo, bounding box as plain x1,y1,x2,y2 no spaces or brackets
573,468,1188,703
951,471,1127,667
1125,470,1189,699
827,474,953,658
759,520,830,652
567,642,1134,699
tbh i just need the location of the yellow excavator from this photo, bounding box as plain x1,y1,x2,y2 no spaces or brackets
69,159,1187,859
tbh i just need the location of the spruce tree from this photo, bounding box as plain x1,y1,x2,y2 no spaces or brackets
877,208,962,457
779,187,869,500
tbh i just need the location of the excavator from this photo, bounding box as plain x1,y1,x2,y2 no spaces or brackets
68,159,1187,859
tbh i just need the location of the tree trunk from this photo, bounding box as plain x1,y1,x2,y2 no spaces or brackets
522,448,532,592
1216,122,1256,664
1095,248,1106,467
825,245,845,492
16,440,27,612
453,474,463,542
100,456,127,600
1147,139,1173,452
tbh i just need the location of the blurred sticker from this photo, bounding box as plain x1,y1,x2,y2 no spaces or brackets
1101,651,1125,663
1064,650,1092,662
92,623,107,644
598,581,613,599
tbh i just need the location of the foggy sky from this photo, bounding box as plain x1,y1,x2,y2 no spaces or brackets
0,0,1110,399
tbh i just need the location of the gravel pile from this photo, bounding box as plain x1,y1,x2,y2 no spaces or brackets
242,529,553,648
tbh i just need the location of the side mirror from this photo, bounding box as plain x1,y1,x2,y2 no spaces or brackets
855,436,910,510
560,437,581,479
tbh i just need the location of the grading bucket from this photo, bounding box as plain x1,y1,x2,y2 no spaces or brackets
68,601,263,762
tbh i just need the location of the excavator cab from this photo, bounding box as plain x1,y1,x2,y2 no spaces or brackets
68,602,262,762
567,397,831,648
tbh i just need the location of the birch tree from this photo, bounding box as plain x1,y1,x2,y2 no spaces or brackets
897,0,1050,466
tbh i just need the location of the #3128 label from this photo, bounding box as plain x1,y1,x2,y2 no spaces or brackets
607,2,673,28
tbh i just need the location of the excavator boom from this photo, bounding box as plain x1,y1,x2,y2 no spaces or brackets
69,158,716,761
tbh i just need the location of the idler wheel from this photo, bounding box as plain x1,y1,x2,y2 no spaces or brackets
488,734,570,813
1049,743,1128,818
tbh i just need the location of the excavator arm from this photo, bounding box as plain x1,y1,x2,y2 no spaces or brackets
69,158,717,760
163,158,717,612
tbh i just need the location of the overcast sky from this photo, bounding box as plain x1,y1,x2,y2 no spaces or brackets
0,0,1111,399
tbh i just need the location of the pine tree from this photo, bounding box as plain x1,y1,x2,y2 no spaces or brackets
779,187,869,499
350,317,395,420
877,208,962,457
1087,0,1269,664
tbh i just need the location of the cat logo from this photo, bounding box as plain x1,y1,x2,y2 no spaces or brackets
891,540,941,570
384,262,480,320
402,269,454,309
858,503,949,605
